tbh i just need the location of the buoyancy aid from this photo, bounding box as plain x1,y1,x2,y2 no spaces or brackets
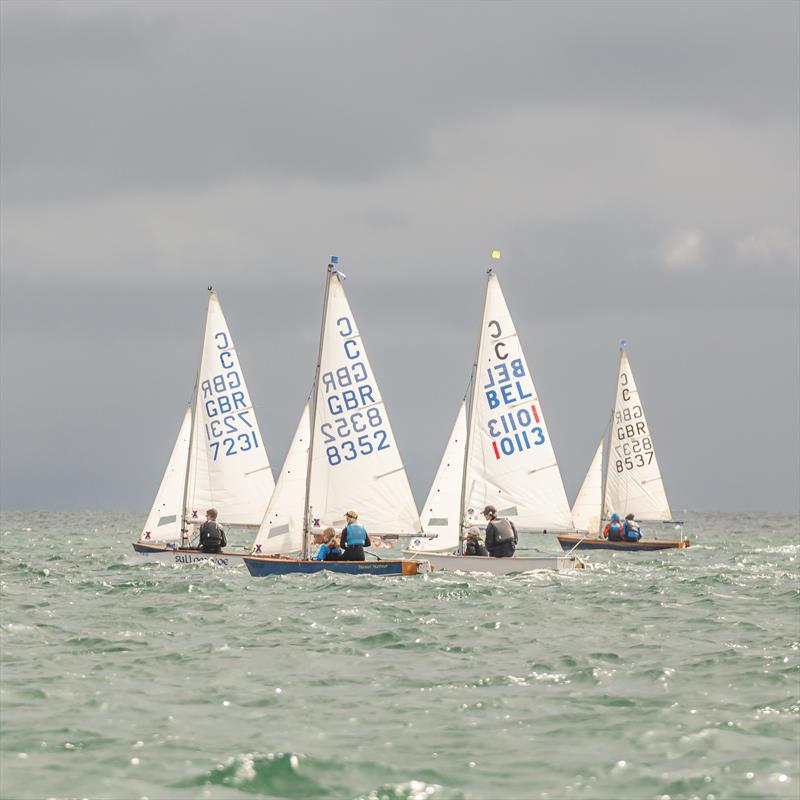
623,520,641,541
344,523,367,547
604,521,624,541
201,521,223,546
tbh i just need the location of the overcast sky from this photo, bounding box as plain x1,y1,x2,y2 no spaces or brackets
1,0,798,514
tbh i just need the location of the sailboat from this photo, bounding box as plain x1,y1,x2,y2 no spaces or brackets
133,289,275,565
558,343,688,552
405,261,583,574
243,260,428,577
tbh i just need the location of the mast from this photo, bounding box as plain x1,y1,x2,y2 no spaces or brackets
458,256,497,552
180,286,213,547
301,261,335,560
598,342,625,535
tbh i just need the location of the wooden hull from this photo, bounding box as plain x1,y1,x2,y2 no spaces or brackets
132,542,247,567
404,551,584,574
556,535,690,552
243,556,428,577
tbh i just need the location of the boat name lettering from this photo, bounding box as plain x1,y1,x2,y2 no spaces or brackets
174,554,229,566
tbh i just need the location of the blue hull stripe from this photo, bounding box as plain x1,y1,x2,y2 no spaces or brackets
244,557,407,576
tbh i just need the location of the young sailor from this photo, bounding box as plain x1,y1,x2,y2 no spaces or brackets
198,508,227,553
313,528,343,561
603,513,624,541
464,527,489,557
623,513,642,541
340,510,371,561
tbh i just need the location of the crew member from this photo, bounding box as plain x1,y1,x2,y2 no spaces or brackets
464,527,489,557
603,513,624,541
198,508,227,553
623,513,642,542
314,528,343,561
482,505,518,558
340,510,371,561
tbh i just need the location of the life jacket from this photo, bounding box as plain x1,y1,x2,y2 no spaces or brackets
344,523,367,547
623,520,641,541
605,521,623,541
203,521,223,546
490,518,515,545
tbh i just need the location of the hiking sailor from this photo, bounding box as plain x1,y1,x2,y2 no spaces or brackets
198,508,227,553
482,505,518,558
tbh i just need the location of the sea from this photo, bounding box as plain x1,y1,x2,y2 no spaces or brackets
0,511,797,800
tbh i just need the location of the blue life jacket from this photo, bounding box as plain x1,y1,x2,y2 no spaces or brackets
623,520,641,541
344,523,367,547
607,521,623,541
314,543,343,561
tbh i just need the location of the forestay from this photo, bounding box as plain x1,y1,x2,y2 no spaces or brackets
139,407,191,543
412,403,467,552
251,404,309,555
603,349,671,521
307,271,420,535
571,438,603,534
184,291,275,527
463,273,573,532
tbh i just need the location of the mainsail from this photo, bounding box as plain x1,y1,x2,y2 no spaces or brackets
140,289,274,545
462,271,573,532
603,348,672,522
139,406,191,542
184,291,275,527
413,403,467,552
305,268,421,540
571,438,603,534
251,403,310,555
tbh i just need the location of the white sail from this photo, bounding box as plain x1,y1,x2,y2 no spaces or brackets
604,349,672,521
251,404,309,555
139,407,191,543
463,272,573,532
412,403,467,552
307,271,421,535
571,439,603,534
184,291,275,527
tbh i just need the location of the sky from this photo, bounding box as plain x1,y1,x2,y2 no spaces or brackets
1,0,798,514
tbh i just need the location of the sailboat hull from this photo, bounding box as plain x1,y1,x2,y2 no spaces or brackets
556,535,689,552
243,556,428,577
404,552,584,574
132,542,247,566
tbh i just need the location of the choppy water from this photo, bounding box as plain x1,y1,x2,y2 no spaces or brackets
0,512,798,800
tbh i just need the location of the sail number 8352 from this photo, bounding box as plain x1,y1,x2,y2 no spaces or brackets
321,408,390,466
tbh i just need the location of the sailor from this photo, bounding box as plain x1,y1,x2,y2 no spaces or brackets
603,513,624,541
313,528,343,561
623,513,642,541
482,505,518,558
340,510,371,561
464,527,489,557
198,508,227,553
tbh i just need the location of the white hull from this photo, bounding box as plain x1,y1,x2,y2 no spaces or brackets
403,551,584,574
133,544,247,567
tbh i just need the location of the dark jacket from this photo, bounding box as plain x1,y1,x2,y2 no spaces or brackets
199,520,227,552
464,538,489,557
484,518,518,558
